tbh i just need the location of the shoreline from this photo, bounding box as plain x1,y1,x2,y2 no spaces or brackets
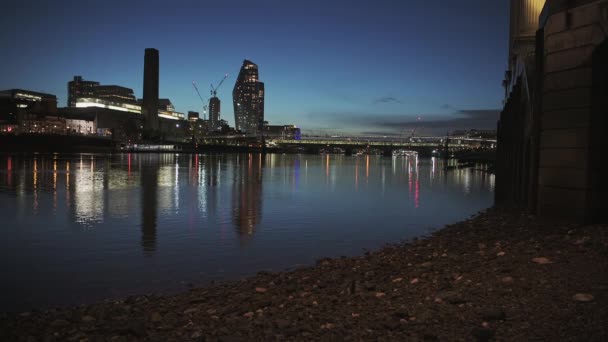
2,207,606,341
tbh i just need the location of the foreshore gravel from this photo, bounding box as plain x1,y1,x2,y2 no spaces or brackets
1,207,607,341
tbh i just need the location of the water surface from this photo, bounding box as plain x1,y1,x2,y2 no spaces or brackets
0,153,494,312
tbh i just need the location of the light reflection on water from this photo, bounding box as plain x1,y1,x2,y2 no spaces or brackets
0,153,494,312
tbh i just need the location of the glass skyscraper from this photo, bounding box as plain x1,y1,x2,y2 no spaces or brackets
232,60,264,135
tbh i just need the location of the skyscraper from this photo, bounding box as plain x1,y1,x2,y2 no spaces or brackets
232,60,264,135
209,97,220,130
143,48,159,131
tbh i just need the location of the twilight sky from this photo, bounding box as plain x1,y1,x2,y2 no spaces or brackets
0,0,508,136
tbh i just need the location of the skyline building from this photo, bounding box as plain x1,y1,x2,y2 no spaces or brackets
143,48,160,131
232,60,264,135
209,97,220,130
68,76,99,107
187,111,199,121
94,85,137,104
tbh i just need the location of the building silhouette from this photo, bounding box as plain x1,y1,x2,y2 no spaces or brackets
232,60,264,135
143,48,160,131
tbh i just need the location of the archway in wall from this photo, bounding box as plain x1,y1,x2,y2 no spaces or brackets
589,39,608,222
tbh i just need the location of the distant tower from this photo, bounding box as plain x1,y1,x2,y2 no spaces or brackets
232,60,265,135
209,97,220,130
143,48,160,131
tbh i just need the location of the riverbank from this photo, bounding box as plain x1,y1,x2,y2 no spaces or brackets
2,207,606,341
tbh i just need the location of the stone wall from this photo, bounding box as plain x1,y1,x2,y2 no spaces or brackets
498,0,608,223
537,1,608,221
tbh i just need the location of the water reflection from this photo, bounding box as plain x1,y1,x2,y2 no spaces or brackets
0,154,495,254
232,153,264,239
141,155,159,253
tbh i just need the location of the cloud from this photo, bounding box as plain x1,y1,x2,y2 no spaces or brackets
369,109,500,134
358,131,403,137
304,108,500,136
373,96,402,104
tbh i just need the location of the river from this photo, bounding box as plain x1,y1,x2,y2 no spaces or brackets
0,153,494,312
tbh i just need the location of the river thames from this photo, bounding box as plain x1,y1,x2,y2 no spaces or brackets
0,153,494,312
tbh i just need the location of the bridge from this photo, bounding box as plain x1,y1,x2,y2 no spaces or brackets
269,137,495,156
195,135,495,156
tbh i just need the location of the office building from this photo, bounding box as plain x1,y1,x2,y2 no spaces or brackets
188,111,199,121
68,76,137,110
94,85,137,104
68,76,99,107
209,97,220,130
232,60,264,135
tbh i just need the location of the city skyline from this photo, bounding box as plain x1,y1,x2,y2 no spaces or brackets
0,0,508,135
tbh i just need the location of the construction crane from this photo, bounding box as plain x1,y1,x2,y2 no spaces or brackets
410,115,423,138
192,81,208,120
210,74,228,97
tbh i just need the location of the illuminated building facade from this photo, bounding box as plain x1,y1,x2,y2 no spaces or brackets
94,85,137,104
68,76,139,116
68,76,137,108
0,89,59,133
232,60,264,135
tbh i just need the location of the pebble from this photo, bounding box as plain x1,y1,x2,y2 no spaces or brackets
501,276,514,284
81,315,96,322
573,293,594,302
275,319,290,329
410,278,419,284
255,287,268,293
183,307,199,315
150,312,162,322
375,292,386,298
532,257,552,264
321,323,335,329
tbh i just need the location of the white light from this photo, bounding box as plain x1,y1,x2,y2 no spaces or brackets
176,124,180,128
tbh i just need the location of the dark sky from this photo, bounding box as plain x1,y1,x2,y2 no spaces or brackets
0,0,508,136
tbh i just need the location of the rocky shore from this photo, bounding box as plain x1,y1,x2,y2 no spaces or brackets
2,208,607,341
